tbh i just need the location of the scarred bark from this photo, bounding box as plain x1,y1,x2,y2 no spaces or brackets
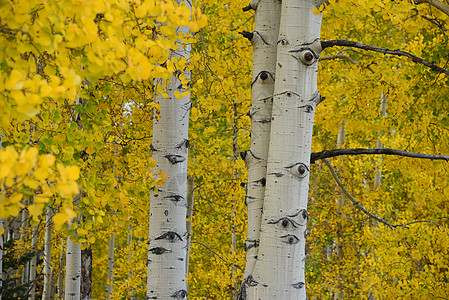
245,0,323,298
146,0,191,298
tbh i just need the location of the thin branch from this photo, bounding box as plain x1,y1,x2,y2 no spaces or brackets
311,148,449,164
323,158,395,229
321,39,449,76
320,54,359,65
323,159,446,231
191,241,242,270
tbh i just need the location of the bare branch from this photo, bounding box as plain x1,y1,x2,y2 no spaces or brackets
191,241,243,270
320,54,359,65
321,39,449,76
413,0,449,17
323,159,395,229
311,148,449,164
323,159,446,231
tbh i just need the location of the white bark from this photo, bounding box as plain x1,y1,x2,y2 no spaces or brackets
185,176,194,277
105,234,115,299
245,1,323,298
21,204,30,285
373,91,388,189
65,236,81,300
240,0,281,291
57,241,65,298
29,225,38,300
146,0,191,298
42,206,53,300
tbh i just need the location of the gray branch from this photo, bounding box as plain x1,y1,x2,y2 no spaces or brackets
323,159,445,230
311,148,449,164
321,39,449,76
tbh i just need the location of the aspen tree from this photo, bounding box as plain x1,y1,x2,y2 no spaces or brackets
242,0,326,298
42,206,53,300
146,0,193,298
239,0,281,293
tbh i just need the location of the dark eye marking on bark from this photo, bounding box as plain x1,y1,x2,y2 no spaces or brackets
165,154,186,164
155,231,183,242
268,217,300,228
292,281,305,289
285,162,309,178
148,247,171,255
163,195,185,202
280,234,300,244
171,289,187,299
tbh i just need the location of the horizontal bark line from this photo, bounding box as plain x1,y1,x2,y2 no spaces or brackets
311,148,449,163
321,39,449,76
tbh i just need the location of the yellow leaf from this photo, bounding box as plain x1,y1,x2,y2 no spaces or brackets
53,212,68,226
0,227,4,237
28,204,44,216
174,91,182,99
5,69,24,90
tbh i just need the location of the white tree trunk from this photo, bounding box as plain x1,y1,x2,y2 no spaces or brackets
245,0,324,298
240,0,281,293
65,236,81,300
374,91,388,189
29,225,38,300
185,176,194,277
105,234,115,299
42,206,53,300
57,241,65,299
146,0,191,298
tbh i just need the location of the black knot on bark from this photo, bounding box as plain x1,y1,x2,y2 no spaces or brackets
239,31,253,41
242,5,253,11
260,71,268,80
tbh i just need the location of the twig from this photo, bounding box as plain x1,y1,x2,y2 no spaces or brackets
321,39,449,76
323,159,445,230
320,54,359,65
191,240,242,270
311,148,449,164
323,158,395,229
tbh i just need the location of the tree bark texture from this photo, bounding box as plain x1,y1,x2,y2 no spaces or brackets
245,0,323,298
146,0,191,298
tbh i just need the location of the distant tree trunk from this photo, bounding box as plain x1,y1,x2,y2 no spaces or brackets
374,91,388,189
146,0,191,298
105,234,115,299
29,225,38,300
81,246,92,300
185,176,194,277
0,218,4,300
57,241,65,299
42,206,53,300
246,0,324,298
21,203,30,286
335,121,345,299
65,235,81,300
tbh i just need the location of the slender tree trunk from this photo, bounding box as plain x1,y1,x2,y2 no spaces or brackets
105,234,115,300
239,0,281,294
185,176,194,277
29,225,38,300
81,246,92,300
146,0,191,298
0,218,4,300
246,1,324,298
374,91,388,189
57,241,65,299
42,206,53,300
334,121,345,299
65,235,81,300
21,203,30,286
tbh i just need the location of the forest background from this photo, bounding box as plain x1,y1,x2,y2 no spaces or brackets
0,0,448,299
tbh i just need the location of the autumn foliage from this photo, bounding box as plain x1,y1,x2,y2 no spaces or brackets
1,0,448,299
